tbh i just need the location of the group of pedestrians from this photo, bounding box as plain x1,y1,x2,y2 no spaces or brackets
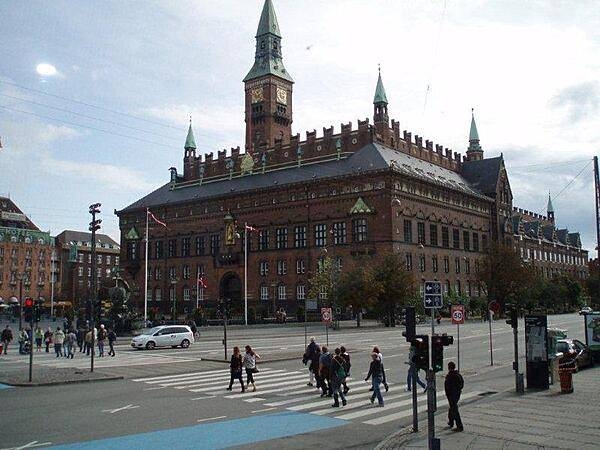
227,345,260,393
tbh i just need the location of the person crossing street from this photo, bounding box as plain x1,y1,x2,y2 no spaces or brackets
365,352,384,407
445,361,464,432
243,345,260,391
330,348,347,407
406,343,427,392
227,346,245,393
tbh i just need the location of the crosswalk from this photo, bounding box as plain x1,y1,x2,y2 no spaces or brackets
132,368,482,426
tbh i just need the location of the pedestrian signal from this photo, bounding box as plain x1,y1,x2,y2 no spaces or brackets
412,335,429,371
402,306,416,342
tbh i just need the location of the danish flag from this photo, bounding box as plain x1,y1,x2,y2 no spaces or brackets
147,209,167,228
245,224,259,232
197,274,207,289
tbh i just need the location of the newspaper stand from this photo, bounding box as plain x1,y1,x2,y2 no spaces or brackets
558,354,575,394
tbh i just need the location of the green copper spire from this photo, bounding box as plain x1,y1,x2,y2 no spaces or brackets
547,192,554,213
184,120,196,150
467,108,482,154
373,69,388,105
244,0,293,83
257,0,281,38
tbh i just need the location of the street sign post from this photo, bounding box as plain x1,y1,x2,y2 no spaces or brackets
423,281,443,309
321,307,332,347
451,304,465,372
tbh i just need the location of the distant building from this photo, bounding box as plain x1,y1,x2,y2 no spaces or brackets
0,196,54,305
512,195,588,280
54,230,120,310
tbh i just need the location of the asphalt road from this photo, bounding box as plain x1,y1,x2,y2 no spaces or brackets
0,313,588,449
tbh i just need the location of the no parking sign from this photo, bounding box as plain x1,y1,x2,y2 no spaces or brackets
451,305,465,325
321,307,332,324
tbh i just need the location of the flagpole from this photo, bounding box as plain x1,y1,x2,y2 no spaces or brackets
144,208,149,326
196,267,199,311
244,222,248,326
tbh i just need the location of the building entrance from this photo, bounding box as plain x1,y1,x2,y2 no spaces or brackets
219,272,242,317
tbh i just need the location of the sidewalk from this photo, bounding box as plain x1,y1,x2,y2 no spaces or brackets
379,366,600,450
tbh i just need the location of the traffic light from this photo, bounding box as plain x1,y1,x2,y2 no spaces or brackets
402,306,416,342
412,335,429,371
505,304,518,329
431,333,454,372
23,297,34,323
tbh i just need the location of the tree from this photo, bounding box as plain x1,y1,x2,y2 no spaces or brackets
371,253,416,327
336,259,380,327
477,242,536,309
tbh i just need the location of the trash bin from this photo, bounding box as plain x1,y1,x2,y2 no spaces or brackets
558,355,576,394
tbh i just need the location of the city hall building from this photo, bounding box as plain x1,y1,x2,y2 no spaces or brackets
116,0,588,320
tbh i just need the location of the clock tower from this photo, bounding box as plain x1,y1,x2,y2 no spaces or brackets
243,0,293,151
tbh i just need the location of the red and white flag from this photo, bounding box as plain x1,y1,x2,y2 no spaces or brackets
245,224,259,232
147,209,167,228
197,273,207,289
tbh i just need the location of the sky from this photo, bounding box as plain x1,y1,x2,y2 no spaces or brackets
0,0,599,256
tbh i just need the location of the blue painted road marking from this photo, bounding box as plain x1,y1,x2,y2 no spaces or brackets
48,411,347,449
0,383,14,390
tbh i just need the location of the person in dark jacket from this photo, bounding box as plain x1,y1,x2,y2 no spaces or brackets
1,325,13,355
76,327,85,352
444,361,464,431
303,337,319,386
365,352,384,406
318,346,333,397
107,328,117,357
227,346,245,393
340,345,351,394
330,348,347,407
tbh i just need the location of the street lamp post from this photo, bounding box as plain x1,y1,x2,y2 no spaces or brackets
271,282,277,316
170,277,178,320
17,274,23,331
88,203,101,373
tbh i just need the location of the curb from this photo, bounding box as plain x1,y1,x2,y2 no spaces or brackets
2,375,124,387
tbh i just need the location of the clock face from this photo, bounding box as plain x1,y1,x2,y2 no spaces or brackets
276,87,287,105
251,87,263,103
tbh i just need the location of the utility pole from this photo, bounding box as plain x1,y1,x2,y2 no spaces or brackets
18,274,23,331
594,155,599,259
89,203,101,373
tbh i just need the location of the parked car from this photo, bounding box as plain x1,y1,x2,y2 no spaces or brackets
131,325,194,350
556,338,594,371
579,306,593,315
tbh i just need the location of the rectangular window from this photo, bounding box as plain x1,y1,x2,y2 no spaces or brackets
296,285,305,301
195,236,206,256
155,289,162,302
87,267,91,278
261,285,269,300
432,256,438,273
78,254,84,263
404,220,412,244
333,222,347,245
88,254,92,263
78,267,83,277
465,258,471,274
352,218,368,243
210,234,220,255
106,255,111,265
294,226,307,248
155,241,163,259
182,237,191,257
318,285,327,300
296,259,305,274
455,257,461,274
429,224,438,247
183,287,190,302
276,228,288,249
182,265,191,279
314,224,327,247
441,226,449,248
259,230,270,250
417,222,425,245
419,255,426,272
97,255,102,264
452,229,460,249
168,239,177,258
463,231,470,251
259,261,269,276
482,234,488,252
169,266,176,280
405,253,412,270
473,233,479,252
127,242,138,261
277,260,287,275
147,289,152,302
278,285,286,301
443,257,449,273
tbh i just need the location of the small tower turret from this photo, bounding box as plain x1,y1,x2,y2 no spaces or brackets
373,67,390,143
547,192,555,223
183,119,197,180
466,109,484,161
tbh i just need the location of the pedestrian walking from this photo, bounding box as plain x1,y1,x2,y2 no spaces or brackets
226,346,245,393
303,337,319,386
97,324,107,357
108,328,117,357
318,346,333,397
18,328,28,354
53,327,65,357
365,352,384,407
406,343,426,392
76,327,85,352
1,325,13,355
64,329,76,359
445,361,464,432
85,328,93,356
34,325,43,352
243,345,260,391
340,345,351,394
44,327,53,353
330,348,347,407
372,346,389,392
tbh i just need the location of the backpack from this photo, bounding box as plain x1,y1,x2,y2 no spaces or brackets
334,357,347,379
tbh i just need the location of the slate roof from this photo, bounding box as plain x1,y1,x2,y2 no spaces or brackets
556,228,569,245
55,230,119,249
568,232,582,248
118,142,492,215
461,156,503,195
541,224,555,241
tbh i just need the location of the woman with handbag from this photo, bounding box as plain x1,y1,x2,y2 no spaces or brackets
227,346,245,393
243,345,260,392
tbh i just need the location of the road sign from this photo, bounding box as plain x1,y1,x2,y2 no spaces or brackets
424,281,443,309
321,307,332,324
451,305,465,325
489,301,501,315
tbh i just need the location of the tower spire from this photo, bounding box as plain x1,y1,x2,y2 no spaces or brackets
547,191,555,223
373,66,390,143
466,108,484,161
373,66,388,105
243,0,293,83
184,117,196,150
